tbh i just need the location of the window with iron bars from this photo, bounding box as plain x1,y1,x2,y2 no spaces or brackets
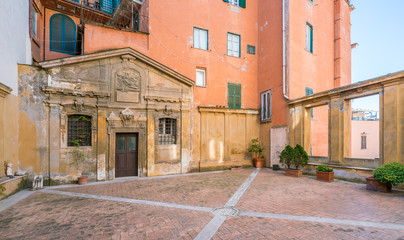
158,118,177,145
68,115,92,146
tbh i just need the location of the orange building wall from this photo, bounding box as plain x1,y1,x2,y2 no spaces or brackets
84,0,260,109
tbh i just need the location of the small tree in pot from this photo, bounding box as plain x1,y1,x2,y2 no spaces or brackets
70,139,88,184
279,144,308,177
367,162,404,192
248,138,264,168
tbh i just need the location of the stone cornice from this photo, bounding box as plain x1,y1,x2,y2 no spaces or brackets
42,86,110,98
38,48,195,87
198,106,259,115
144,96,191,103
0,83,12,98
287,70,404,105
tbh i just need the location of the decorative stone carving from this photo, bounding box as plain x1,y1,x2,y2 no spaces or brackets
116,70,140,92
120,108,135,126
72,99,86,112
31,175,43,190
107,111,121,127
6,163,13,177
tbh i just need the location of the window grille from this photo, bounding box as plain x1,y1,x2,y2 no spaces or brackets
68,115,92,146
158,118,177,145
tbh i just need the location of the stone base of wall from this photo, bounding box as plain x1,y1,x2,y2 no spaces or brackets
0,176,27,200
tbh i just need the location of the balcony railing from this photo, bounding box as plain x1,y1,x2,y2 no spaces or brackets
66,0,149,33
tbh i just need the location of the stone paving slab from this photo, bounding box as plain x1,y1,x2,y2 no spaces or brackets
58,169,253,208
236,169,404,225
0,192,213,240
213,216,404,240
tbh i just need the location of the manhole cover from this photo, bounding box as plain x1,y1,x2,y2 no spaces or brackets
213,207,239,217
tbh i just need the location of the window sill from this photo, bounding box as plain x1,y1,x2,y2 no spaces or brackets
260,119,272,123
191,47,210,52
305,49,314,55
226,54,241,59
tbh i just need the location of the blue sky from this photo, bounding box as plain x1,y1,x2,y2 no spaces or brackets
350,0,404,110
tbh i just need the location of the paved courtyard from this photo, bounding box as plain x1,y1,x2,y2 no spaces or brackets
1,168,404,239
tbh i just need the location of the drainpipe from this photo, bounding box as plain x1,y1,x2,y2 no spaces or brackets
282,0,289,100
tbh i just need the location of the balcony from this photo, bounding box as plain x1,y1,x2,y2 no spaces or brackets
40,0,149,33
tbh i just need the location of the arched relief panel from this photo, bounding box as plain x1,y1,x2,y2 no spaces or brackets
109,55,147,104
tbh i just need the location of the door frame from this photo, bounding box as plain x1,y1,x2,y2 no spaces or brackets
115,132,139,178
108,127,147,179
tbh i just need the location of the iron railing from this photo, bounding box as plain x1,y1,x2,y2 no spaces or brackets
67,0,149,33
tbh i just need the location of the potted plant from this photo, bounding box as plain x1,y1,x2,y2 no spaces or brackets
279,145,297,176
70,139,88,185
248,138,264,168
316,165,334,182
366,162,404,192
280,144,308,177
272,164,280,171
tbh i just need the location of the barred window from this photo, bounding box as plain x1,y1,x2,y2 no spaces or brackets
158,118,177,145
68,115,92,146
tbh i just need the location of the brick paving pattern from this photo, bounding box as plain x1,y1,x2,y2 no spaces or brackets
1,168,404,239
0,192,212,240
59,169,253,208
213,216,404,240
237,169,404,224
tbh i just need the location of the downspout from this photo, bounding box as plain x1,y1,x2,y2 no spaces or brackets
282,0,289,99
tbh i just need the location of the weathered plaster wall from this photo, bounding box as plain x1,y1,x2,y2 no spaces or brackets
196,107,259,171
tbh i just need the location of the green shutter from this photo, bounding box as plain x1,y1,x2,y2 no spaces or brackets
228,83,241,109
310,25,313,53
223,0,229,2
239,0,246,8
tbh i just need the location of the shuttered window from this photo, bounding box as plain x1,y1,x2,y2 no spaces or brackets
306,22,313,53
228,83,241,109
50,14,76,55
227,33,240,57
306,87,314,119
261,90,272,122
361,135,367,149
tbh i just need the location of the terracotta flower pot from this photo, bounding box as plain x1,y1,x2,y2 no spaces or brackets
366,176,392,192
285,168,302,177
78,176,88,185
316,171,334,182
254,158,264,168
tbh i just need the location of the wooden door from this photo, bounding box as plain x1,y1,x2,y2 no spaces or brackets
115,133,138,177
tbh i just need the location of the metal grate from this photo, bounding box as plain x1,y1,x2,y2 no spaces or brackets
158,118,176,145
68,115,92,146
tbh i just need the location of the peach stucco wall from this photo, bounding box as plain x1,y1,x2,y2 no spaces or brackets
351,121,379,159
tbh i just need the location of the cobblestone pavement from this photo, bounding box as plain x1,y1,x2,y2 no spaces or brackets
1,168,404,240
